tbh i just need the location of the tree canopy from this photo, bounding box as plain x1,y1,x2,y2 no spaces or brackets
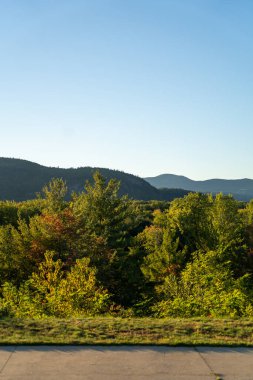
1,173,253,318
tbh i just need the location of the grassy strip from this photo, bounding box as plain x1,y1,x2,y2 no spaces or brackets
1,317,253,345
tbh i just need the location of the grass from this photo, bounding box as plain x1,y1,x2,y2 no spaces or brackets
1,317,253,345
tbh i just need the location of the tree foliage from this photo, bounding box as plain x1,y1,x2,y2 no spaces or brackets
1,173,253,318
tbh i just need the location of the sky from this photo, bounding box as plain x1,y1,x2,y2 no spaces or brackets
1,0,253,180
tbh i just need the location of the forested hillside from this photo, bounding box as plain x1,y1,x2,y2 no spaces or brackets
1,172,253,318
0,158,188,201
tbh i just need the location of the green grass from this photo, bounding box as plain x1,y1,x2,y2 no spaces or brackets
1,317,253,345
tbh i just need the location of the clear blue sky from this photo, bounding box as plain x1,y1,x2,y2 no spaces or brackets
1,0,253,179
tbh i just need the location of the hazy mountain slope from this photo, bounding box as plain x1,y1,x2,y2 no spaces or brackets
145,174,253,201
145,174,194,190
0,158,189,202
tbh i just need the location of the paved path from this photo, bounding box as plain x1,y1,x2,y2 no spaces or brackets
1,346,253,379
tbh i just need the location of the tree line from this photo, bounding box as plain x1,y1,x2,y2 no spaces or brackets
1,171,253,318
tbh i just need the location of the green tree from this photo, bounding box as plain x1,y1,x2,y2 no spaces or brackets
152,250,253,318
71,171,142,307
72,171,136,248
42,178,67,213
2,251,109,318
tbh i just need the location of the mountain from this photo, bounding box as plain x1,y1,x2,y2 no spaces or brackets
145,174,253,201
0,158,189,202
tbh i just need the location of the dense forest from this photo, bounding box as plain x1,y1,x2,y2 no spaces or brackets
1,171,253,319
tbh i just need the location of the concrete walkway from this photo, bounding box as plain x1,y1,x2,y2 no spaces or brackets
0,346,253,379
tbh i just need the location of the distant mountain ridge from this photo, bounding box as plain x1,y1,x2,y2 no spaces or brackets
145,174,253,201
0,158,189,202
